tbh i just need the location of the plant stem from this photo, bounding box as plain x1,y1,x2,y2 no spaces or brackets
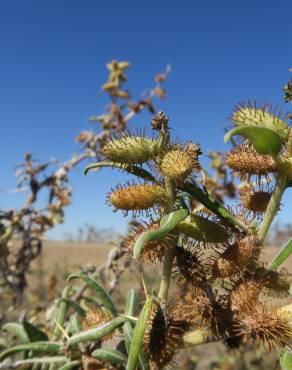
158,245,176,302
158,177,176,302
258,175,288,244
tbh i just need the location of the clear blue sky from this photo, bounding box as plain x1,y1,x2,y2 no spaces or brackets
0,0,291,239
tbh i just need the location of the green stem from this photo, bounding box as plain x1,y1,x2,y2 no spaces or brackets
258,175,288,243
158,178,176,302
158,245,176,302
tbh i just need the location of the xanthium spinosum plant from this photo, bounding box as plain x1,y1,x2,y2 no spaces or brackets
1,85,292,369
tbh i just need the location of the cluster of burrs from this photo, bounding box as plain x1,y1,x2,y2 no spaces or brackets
84,106,292,368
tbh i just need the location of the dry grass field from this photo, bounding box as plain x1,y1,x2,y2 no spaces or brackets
33,241,291,269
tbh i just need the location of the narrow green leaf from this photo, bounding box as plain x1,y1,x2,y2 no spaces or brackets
2,322,29,343
125,289,138,317
58,361,81,370
133,209,188,258
84,161,155,182
268,238,292,271
11,356,68,366
123,322,133,354
67,273,116,314
91,348,127,365
124,289,138,353
52,285,71,340
123,318,150,370
67,316,125,347
280,347,292,370
123,289,150,369
22,320,48,342
126,297,152,370
137,351,150,370
59,298,86,316
224,125,282,155
69,313,83,336
0,342,62,361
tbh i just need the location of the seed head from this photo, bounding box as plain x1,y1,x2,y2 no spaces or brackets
107,183,165,215
101,132,157,164
143,301,191,368
160,143,201,183
225,145,277,179
212,235,259,279
239,183,272,218
82,355,117,370
123,221,171,263
82,308,113,342
230,279,261,312
235,306,291,349
231,102,289,140
173,244,207,290
254,266,292,298
183,291,237,343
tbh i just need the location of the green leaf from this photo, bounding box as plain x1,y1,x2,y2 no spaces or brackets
232,106,289,140
0,342,62,362
123,322,133,355
91,348,127,365
124,319,150,370
125,289,138,317
11,356,69,366
280,347,292,370
133,209,188,258
126,297,152,370
69,313,83,335
2,322,29,343
59,298,86,317
67,316,125,347
58,360,81,370
84,161,155,182
22,320,48,342
67,273,116,314
124,289,138,353
268,238,292,271
224,125,282,155
52,285,71,340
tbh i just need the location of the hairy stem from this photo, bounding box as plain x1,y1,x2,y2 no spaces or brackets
258,175,288,244
158,178,176,302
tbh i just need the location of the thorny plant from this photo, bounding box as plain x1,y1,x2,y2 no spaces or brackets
1,70,292,370
0,61,170,300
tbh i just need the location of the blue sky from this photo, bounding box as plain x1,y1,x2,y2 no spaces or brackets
0,0,291,239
